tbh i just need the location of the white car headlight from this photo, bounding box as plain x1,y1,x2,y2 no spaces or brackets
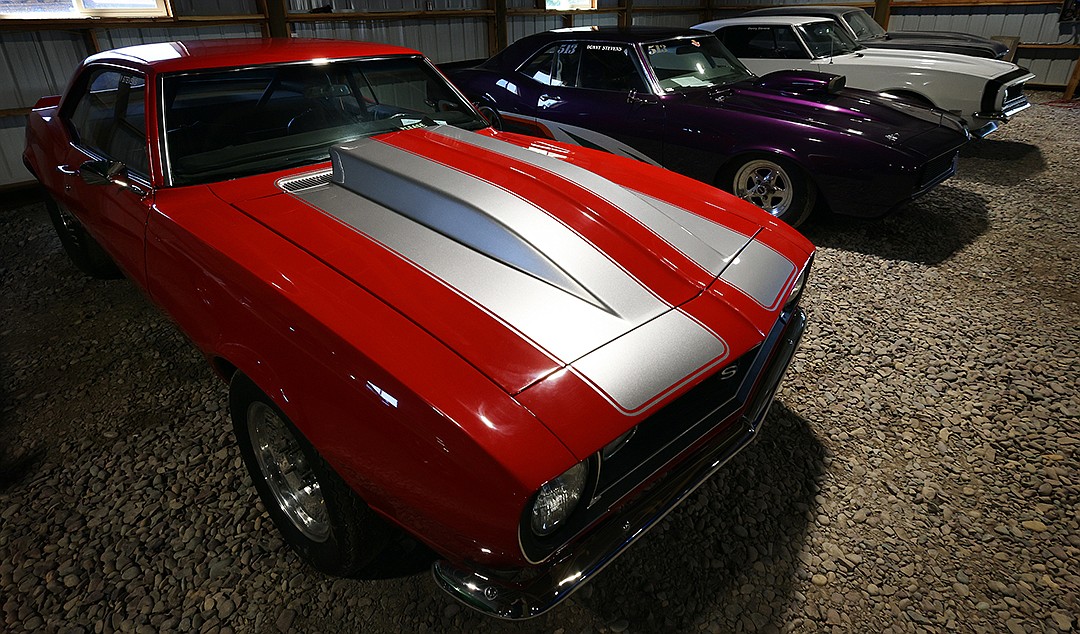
530,462,587,536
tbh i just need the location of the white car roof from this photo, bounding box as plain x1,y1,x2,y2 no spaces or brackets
696,16,833,28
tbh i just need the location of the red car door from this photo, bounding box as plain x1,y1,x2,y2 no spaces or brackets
55,65,154,287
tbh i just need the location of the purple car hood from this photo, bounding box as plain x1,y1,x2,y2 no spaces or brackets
689,75,966,155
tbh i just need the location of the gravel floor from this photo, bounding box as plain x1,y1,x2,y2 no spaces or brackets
1,92,1077,634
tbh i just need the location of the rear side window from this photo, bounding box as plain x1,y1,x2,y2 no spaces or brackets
577,44,647,92
718,25,807,60
519,42,581,87
66,67,149,176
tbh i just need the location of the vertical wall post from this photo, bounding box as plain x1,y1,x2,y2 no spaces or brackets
264,0,289,38
492,0,507,54
874,0,891,29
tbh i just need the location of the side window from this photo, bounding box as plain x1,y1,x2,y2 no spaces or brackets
773,26,806,59
67,67,149,177
718,26,791,59
577,44,647,92
519,42,581,87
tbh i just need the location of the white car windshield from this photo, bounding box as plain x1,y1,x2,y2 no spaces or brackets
643,36,754,92
797,21,862,58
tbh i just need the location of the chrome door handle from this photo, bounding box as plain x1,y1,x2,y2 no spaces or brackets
57,164,77,175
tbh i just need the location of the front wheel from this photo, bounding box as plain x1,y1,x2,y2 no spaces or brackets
720,156,816,227
230,373,391,577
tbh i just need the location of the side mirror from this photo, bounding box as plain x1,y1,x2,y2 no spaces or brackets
80,160,148,197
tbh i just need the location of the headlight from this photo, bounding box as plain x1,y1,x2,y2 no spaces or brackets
530,462,587,536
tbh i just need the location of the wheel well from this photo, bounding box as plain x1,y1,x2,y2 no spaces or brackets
211,357,238,383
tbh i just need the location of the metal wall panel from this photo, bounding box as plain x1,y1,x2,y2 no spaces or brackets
632,12,701,28
508,14,561,44
0,30,88,109
94,24,263,49
172,0,259,15
290,18,488,62
289,0,488,11
0,116,31,187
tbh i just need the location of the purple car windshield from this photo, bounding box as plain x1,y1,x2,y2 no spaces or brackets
643,37,753,93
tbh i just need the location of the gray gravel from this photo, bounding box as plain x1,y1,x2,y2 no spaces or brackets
2,91,1077,633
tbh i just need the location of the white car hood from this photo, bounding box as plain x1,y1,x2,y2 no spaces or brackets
820,47,1020,80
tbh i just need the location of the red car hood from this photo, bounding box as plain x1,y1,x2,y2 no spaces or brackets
210,126,807,405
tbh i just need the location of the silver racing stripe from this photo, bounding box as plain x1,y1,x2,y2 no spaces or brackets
286,130,733,411
426,126,740,277
718,240,797,310
531,117,661,166
572,308,729,414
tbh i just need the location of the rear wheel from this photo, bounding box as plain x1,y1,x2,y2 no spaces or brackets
720,155,816,227
44,196,122,279
230,373,391,576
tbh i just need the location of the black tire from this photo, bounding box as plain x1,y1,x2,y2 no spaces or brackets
719,154,816,228
477,103,504,131
44,196,122,279
230,373,391,577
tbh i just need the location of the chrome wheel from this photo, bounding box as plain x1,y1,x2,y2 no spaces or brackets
247,402,330,543
733,159,794,218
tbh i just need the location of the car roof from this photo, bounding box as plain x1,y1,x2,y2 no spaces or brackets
545,26,711,43
743,6,855,18
703,16,834,27
83,38,422,74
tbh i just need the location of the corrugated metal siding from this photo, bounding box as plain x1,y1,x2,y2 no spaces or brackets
0,116,31,187
508,15,561,44
632,12,701,28
290,18,488,62
289,0,488,11
93,24,263,49
172,0,259,15
0,30,87,109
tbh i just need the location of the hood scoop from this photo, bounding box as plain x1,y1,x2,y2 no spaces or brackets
327,137,608,312
756,70,846,96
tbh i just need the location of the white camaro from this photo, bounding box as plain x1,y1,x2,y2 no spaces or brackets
694,16,1034,137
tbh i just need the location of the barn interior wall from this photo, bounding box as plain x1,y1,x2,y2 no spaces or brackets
1,1,1077,187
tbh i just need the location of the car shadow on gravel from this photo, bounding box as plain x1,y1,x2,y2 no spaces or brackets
801,184,989,265
956,138,1044,186
571,402,826,631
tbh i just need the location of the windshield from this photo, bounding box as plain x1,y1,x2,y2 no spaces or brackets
643,36,754,92
796,21,862,58
844,10,886,40
162,56,486,185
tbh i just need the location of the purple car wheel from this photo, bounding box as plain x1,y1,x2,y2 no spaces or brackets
725,156,815,227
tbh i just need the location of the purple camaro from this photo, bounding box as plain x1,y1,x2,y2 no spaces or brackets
448,27,969,226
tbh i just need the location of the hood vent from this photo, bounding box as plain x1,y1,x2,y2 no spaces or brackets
278,169,332,192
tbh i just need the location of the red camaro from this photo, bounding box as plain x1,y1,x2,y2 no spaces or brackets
23,38,814,618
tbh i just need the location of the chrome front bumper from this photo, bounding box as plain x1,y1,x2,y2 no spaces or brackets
432,308,808,619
